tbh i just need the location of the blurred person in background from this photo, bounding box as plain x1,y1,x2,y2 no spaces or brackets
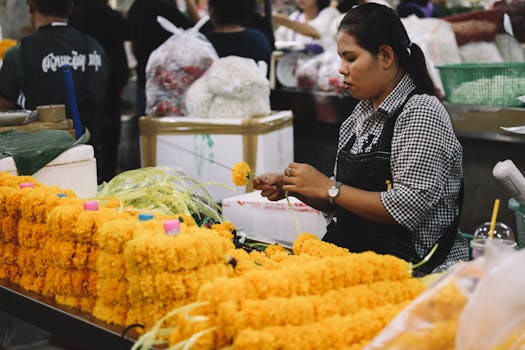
0,0,109,183
204,0,272,67
273,0,340,51
69,0,130,182
396,0,438,18
127,0,199,117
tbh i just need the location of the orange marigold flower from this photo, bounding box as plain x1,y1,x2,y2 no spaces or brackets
231,161,251,186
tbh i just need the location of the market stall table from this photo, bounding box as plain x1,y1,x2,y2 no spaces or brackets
0,279,137,350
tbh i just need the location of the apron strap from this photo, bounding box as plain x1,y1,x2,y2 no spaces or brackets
413,179,465,276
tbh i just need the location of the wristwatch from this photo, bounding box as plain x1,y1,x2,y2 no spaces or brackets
327,181,343,206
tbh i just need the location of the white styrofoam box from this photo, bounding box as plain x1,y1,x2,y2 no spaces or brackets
0,144,97,198
140,111,294,202
222,191,327,245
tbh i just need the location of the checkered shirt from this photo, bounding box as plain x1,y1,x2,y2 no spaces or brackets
335,74,469,268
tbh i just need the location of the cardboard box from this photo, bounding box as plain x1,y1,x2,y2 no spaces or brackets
140,111,294,202
0,144,97,198
222,191,327,245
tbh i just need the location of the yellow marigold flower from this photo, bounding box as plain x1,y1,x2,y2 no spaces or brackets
211,221,235,240
92,302,129,326
17,220,48,249
232,302,407,350
215,279,424,340
0,216,18,243
55,294,81,309
264,244,290,257
97,220,138,254
80,296,96,313
97,252,127,279
293,232,349,257
97,277,129,301
231,161,251,186
198,253,411,306
0,243,18,265
124,229,234,274
0,265,20,283
102,197,121,209
127,262,233,301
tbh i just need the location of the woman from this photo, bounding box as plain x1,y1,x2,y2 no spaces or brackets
204,0,272,68
254,3,468,275
274,0,340,50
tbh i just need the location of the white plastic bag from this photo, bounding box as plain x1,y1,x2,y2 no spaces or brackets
184,56,271,119
456,244,525,350
145,16,217,116
316,51,344,93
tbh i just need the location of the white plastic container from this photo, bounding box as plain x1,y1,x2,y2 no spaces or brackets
0,144,97,198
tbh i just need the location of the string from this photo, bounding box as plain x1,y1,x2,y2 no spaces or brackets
285,191,302,234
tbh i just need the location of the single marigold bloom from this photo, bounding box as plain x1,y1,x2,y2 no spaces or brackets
231,161,251,186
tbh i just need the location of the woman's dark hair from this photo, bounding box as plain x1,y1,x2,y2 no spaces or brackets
317,0,331,11
33,0,74,17
209,0,255,25
338,3,437,96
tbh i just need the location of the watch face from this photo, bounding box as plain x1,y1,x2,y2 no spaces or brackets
328,187,339,198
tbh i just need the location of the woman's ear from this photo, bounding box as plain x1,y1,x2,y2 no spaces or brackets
378,45,395,69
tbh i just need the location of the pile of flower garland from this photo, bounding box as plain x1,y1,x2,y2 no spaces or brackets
130,234,425,350
0,173,239,330
123,219,235,329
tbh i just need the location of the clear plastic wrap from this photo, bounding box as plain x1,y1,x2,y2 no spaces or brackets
456,246,525,350
145,16,217,116
184,56,271,119
365,240,525,350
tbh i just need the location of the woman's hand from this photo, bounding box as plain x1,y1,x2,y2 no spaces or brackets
282,162,332,200
253,173,286,201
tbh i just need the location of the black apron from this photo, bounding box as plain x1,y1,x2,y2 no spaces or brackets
323,92,463,276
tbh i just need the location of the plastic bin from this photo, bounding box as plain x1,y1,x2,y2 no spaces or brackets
436,63,525,107
508,197,525,248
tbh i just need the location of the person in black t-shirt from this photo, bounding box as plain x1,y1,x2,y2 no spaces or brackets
204,0,272,68
127,0,198,116
0,0,109,183
69,0,130,182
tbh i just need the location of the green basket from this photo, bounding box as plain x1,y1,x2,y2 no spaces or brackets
436,63,525,107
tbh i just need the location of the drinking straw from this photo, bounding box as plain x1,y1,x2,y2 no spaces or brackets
61,65,84,139
488,199,501,239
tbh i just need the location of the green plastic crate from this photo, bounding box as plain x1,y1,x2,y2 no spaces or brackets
436,63,525,107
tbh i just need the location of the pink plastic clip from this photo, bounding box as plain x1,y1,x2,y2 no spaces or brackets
83,201,99,211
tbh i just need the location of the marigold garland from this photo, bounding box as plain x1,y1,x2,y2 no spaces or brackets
215,279,424,340
124,230,234,274
231,161,251,186
232,303,408,350
197,252,410,306
292,232,350,257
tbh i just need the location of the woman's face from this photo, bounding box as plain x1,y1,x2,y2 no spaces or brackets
295,0,317,12
337,31,390,103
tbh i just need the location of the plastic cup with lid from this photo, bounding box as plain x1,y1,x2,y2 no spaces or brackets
471,222,517,259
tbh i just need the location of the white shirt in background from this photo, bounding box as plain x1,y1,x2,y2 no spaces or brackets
275,6,341,50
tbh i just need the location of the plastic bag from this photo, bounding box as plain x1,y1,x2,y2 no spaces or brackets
459,41,503,63
364,260,481,350
295,54,323,91
365,240,524,350
456,246,525,350
316,51,345,93
184,56,271,118
145,16,217,116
